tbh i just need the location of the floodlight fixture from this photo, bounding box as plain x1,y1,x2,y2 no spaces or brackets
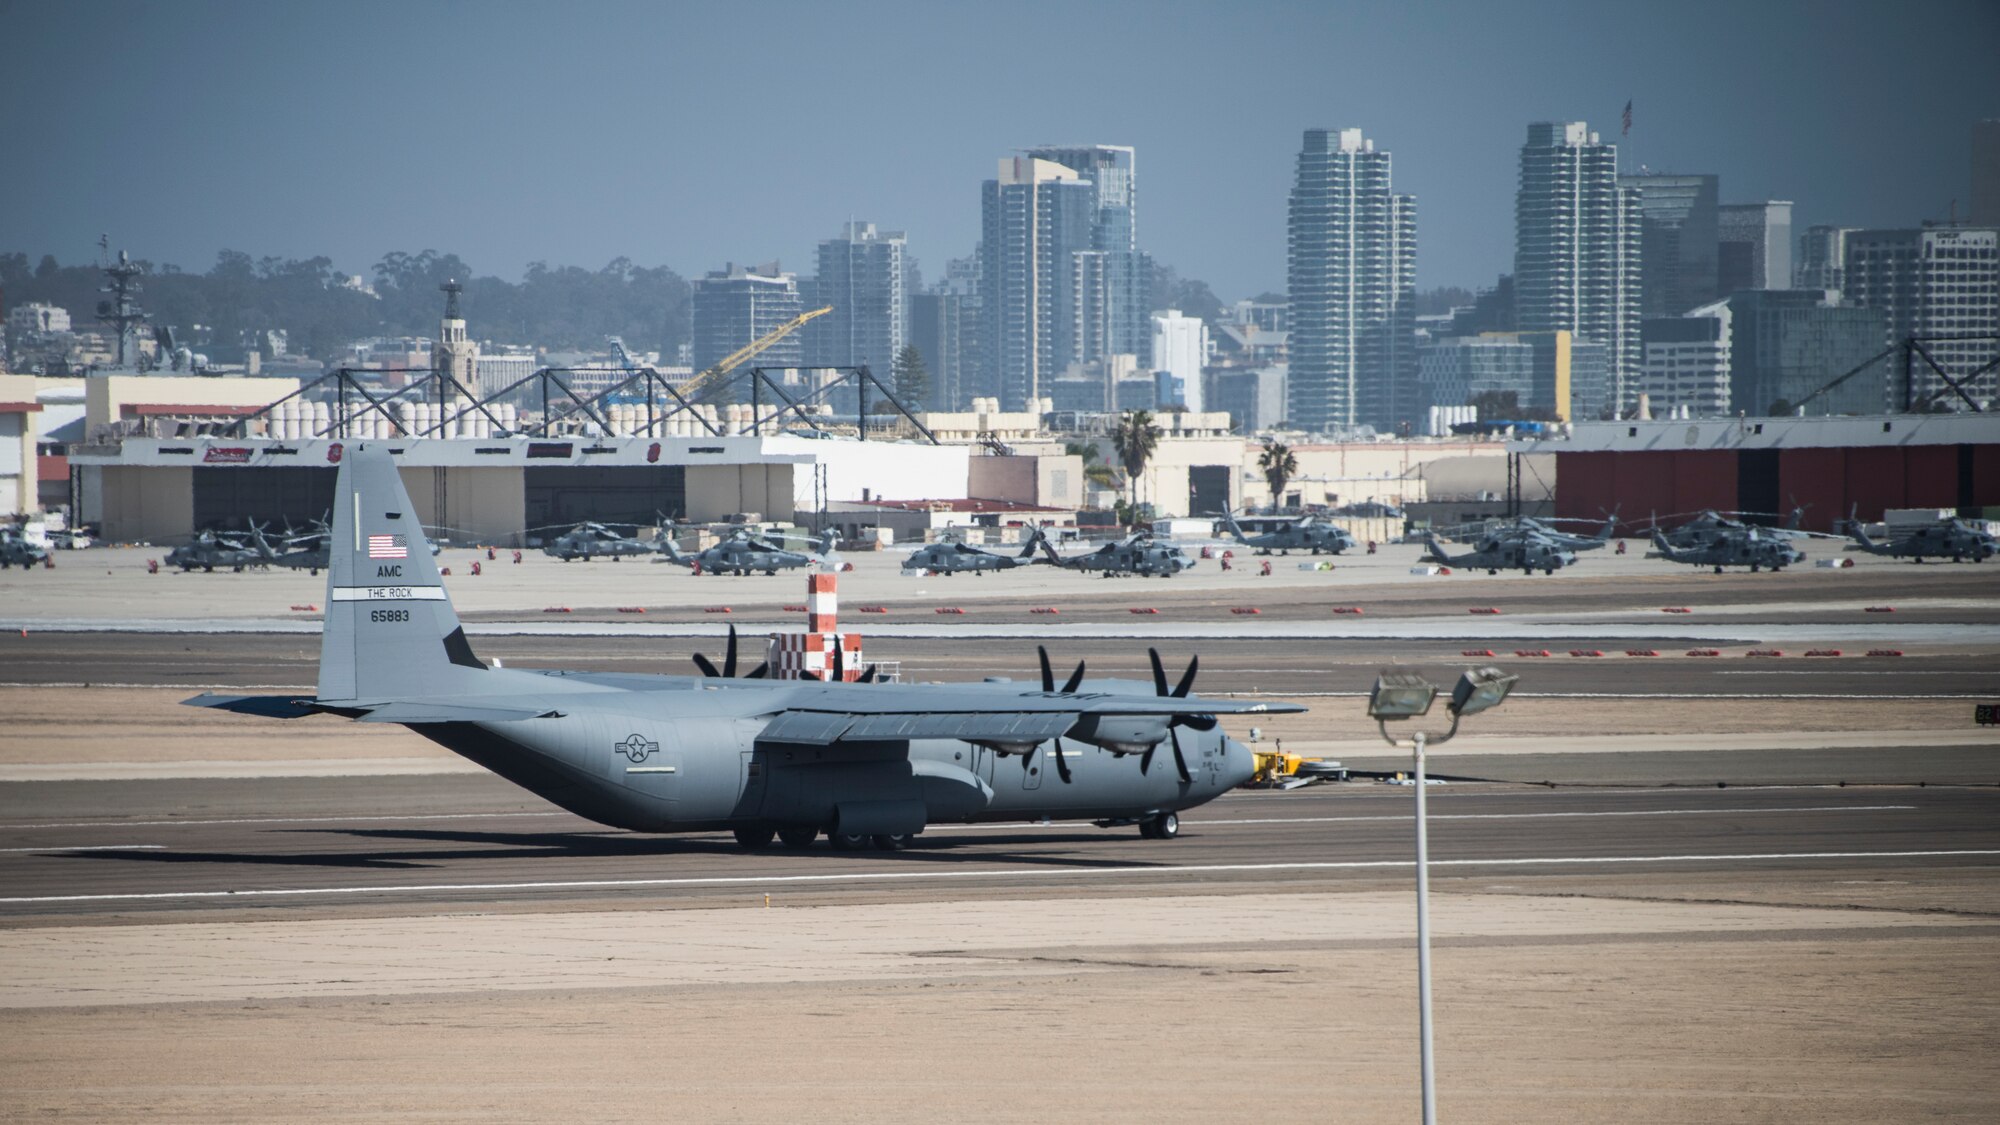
1449,666,1519,718
1368,672,1438,721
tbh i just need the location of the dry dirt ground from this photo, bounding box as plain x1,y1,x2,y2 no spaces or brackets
1,891,1995,1123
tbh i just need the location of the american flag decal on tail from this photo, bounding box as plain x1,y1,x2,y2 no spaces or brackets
367,534,408,559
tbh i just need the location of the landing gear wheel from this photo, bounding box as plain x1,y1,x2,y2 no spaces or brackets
871,833,913,851
732,826,775,851
777,826,818,849
1140,812,1179,839
827,831,869,851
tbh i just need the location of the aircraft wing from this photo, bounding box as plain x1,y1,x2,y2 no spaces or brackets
756,686,1302,748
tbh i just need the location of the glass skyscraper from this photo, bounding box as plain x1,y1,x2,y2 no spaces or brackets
808,221,907,376
978,157,1096,410
1286,127,1417,433
1515,121,1641,420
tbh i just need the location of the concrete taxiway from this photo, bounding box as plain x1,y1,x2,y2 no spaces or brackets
1,537,1996,1122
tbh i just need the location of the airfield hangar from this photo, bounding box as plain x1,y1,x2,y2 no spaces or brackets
1516,413,2000,533
37,370,1530,544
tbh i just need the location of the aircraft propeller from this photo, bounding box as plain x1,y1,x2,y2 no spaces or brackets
1034,645,1085,783
691,624,769,680
1145,648,1212,785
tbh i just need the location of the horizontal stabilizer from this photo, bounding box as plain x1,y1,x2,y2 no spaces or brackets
181,693,321,719
351,701,564,724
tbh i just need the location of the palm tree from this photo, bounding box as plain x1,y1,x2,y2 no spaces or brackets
1258,441,1298,512
1064,440,1119,493
1110,410,1161,516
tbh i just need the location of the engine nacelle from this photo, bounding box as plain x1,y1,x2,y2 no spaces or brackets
1065,713,1171,755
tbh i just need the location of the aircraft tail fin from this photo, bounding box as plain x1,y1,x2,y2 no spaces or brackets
317,446,487,703
1597,506,1620,541
1031,526,1066,565
1017,529,1042,559
1420,531,1450,564
1844,503,1876,548
1221,510,1249,542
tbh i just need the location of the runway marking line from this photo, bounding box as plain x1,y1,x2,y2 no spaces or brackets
4,850,1997,905
921,805,1918,831
0,844,163,853
3,812,573,831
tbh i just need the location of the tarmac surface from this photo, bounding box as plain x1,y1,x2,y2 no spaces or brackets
0,537,1996,1121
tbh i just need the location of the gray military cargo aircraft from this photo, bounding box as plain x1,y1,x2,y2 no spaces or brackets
188,447,1294,847
1648,527,1804,573
1421,530,1575,575
900,533,1043,576
1219,511,1356,555
1032,527,1197,577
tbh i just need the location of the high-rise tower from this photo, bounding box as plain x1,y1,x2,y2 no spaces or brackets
1618,173,1719,317
808,222,907,375
977,157,1096,410
691,262,804,375
1025,145,1151,365
1515,121,1641,420
1287,127,1418,432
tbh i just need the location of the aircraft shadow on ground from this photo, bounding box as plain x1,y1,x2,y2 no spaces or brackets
304,826,1176,869
45,829,1179,871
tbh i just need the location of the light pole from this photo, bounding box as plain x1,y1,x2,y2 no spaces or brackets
1368,666,1519,1125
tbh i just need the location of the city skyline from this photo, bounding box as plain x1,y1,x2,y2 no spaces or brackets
4,0,1996,302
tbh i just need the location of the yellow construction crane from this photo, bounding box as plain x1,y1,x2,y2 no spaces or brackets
678,306,832,399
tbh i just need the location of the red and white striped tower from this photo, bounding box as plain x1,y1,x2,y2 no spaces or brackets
767,570,863,680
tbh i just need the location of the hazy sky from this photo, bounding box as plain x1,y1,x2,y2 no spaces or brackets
4,0,1995,299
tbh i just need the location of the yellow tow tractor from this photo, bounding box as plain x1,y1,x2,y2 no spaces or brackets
1246,746,1347,788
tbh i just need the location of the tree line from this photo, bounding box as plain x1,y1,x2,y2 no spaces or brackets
0,249,691,366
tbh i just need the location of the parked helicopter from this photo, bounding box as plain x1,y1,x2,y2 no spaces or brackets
1032,527,1197,577
1648,527,1804,573
1505,508,1619,551
1654,506,1810,549
250,521,331,574
0,526,51,569
657,525,840,576
165,529,263,572
901,532,1043,576
1421,530,1575,575
542,521,662,562
1845,507,1996,563
1218,510,1356,555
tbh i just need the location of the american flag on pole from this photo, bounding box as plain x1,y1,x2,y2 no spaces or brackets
367,533,408,559
1622,100,1633,136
